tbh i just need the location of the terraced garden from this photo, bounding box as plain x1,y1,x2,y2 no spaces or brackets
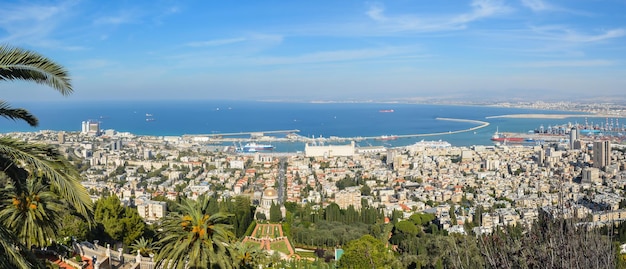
242,223,296,259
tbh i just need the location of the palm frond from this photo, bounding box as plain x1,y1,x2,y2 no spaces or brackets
0,137,93,220
0,46,72,95
0,224,38,269
0,100,38,126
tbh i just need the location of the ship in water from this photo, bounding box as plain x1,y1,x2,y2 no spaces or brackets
242,143,274,152
490,128,525,142
377,135,398,141
379,109,394,113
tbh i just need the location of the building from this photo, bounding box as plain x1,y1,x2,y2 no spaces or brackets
256,188,285,219
81,120,101,136
58,131,66,143
143,149,152,160
111,140,123,151
569,128,579,149
335,187,362,210
137,200,167,222
537,149,546,166
304,141,356,157
573,140,584,151
582,167,601,184
593,140,611,169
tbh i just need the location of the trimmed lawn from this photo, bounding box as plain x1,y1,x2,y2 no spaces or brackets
270,240,291,255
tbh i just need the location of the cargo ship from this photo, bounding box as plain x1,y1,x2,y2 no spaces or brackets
242,143,274,152
490,131,525,142
379,109,394,113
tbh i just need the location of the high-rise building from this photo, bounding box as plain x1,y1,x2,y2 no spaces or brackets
81,120,101,136
81,121,88,133
569,128,579,149
537,149,546,166
111,140,123,151
58,131,65,144
593,140,611,169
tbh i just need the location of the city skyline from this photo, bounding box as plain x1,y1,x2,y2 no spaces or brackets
1,0,625,101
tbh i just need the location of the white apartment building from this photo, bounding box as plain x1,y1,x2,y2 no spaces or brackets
137,200,167,222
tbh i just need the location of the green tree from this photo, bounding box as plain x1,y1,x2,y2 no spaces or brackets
409,213,436,227
57,211,90,242
93,196,145,245
395,220,419,236
270,202,282,222
339,235,395,269
449,205,457,225
361,184,372,196
121,208,146,246
155,196,236,269
233,196,254,237
324,203,341,222
94,196,126,241
0,45,93,269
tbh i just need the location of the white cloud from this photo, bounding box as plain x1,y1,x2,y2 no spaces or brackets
0,1,75,47
566,29,626,43
245,47,419,66
530,25,626,43
365,0,511,33
520,0,552,12
453,0,512,24
186,38,247,47
520,0,593,15
185,34,283,48
167,45,423,70
365,3,387,22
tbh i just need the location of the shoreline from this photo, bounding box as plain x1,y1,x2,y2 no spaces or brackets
486,114,626,119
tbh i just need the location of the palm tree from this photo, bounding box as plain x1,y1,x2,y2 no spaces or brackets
0,179,66,248
0,45,93,268
130,237,158,257
156,196,236,269
232,241,267,269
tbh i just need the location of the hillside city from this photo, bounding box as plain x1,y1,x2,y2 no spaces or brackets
2,0,626,266
5,102,626,268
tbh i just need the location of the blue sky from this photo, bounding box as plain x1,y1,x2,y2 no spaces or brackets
1,0,625,102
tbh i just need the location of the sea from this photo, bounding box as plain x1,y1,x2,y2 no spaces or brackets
0,100,600,152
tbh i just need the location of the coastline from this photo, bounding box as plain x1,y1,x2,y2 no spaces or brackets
486,114,626,119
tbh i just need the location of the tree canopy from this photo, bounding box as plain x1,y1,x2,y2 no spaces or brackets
339,234,396,269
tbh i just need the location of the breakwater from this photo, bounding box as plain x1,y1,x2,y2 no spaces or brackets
190,117,490,144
